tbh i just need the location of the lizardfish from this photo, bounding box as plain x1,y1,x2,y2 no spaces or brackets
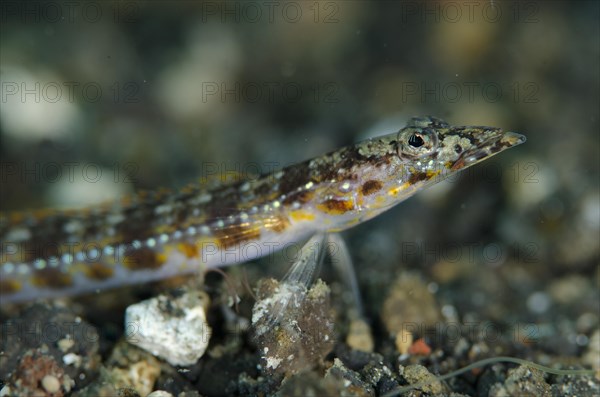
0,116,525,303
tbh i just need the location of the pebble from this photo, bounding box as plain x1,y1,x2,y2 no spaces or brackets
62,352,82,367
583,329,600,371
111,360,160,397
325,358,374,396
394,328,413,355
125,289,211,366
551,371,600,396
41,375,61,393
100,339,162,397
489,365,551,396
57,338,75,353
147,390,174,397
401,364,444,395
407,338,432,356
547,275,590,305
346,318,374,353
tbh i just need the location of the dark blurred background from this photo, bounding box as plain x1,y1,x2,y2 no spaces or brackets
1,0,598,358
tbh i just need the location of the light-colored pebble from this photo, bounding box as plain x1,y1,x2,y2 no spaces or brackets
125,290,211,366
395,328,413,355
346,318,374,353
62,352,82,366
110,360,160,397
57,338,75,353
147,390,174,397
583,329,600,371
41,375,61,393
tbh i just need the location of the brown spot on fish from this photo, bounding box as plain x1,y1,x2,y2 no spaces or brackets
123,247,165,271
31,268,73,289
490,139,513,153
277,162,313,195
408,171,429,185
282,190,315,206
0,279,21,295
361,180,383,196
317,199,355,215
84,262,114,280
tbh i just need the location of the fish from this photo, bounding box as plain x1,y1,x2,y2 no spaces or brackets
0,116,525,303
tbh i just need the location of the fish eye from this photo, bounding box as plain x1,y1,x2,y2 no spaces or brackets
397,127,438,159
408,133,425,148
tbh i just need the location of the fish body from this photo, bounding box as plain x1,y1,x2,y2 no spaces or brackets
0,116,525,302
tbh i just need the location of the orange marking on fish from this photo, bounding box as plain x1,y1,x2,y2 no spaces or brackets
263,214,291,233
178,242,200,259
289,210,316,222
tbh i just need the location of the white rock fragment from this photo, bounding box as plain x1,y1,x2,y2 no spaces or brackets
125,290,211,366
266,356,282,370
0,385,10,396
147,391,174,397
62,352,82,367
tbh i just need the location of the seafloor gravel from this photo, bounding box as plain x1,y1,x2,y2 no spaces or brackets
1,268,598,396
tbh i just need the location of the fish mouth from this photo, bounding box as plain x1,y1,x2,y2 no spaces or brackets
451,130,526,171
